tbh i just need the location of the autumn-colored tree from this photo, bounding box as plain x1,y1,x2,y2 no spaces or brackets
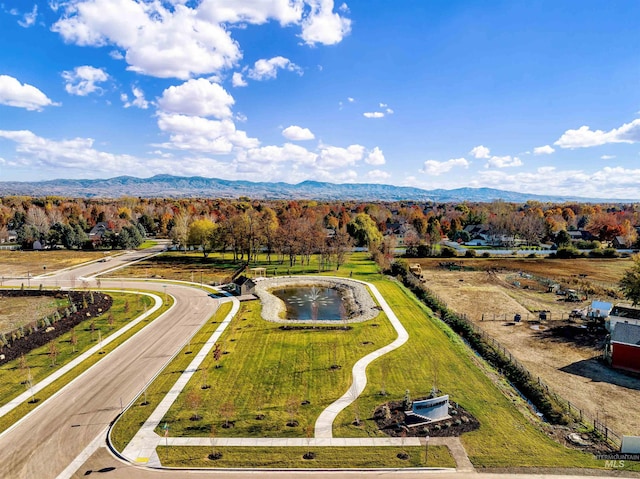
188,218,218,258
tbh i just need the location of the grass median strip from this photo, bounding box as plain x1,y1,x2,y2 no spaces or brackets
110,301,234,452
156,445,455,469
0,291,170,434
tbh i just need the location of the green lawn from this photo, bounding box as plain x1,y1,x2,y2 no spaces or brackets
157,445,455,469
111,252,636,471
157,298,396,438
0,291,166,434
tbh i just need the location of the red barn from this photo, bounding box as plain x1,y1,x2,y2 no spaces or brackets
608,323,640,374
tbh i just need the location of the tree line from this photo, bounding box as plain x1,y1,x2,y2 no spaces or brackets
1,196,639,258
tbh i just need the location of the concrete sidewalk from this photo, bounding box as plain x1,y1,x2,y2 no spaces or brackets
314,280,409,438
121,297,240,467
0,291,163,425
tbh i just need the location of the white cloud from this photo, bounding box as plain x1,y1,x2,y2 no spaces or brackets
469,145,490,159
533,145,555,155
121,86,149,109
366,169,390,182
421,157,469,176
158,79,234,119
554,119,640,148
247,56,302,81
365,146,385,165
474,166,640,199
240,143,317,165
157,112,258,153
18,4,38,28
62,66,108,96
232,72,247,87
51,0,351,80
385,108,394,115
347,97,355,103
363,111,384,119
109,50,124,60
282,125,315,141
601,155,616,160
52,0,241,80
300,0,351,45
0,129,141,172
485,155,523,168
317,144,365,169
198,0,303,26
0,75,56,111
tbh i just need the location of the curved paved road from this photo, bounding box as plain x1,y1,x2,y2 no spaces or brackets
0,249,219,479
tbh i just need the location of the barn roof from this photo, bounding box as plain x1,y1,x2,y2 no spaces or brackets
611,322,640,346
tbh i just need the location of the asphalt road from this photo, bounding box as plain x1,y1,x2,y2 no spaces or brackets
0,248,217,479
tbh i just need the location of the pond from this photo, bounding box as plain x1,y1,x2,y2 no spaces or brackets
272,286,347,321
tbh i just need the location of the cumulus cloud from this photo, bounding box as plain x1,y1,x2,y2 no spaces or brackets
232,72,247,87
317,144,365,169
156,112,258,153
0,75,56,111
475,166,640,199
469,145,490,159
300,0,352,45
421,158,469,176
601,155,616,160
62,66,109,96
247,56,302,81
52,0,241,80
554,119,640,148
121,85,149,109
366,169,390,182
18,4,38,28
282,125,315,141
199,0,303,25
485,155,523,168
533,145,555,155
239,143,317,166
363,112,384,119
51,0,351,80
365,146,385,165
0,129,141,172
158,79,234,118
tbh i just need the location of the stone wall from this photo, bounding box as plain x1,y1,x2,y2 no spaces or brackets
254,276,380,324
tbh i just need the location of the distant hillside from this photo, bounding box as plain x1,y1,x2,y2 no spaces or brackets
0,175,631,202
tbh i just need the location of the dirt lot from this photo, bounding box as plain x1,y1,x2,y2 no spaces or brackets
0,296,60,333
415,257,640,437
0,250,106,278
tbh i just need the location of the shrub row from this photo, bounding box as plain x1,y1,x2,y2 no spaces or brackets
389,260,570,425
0,291,113,364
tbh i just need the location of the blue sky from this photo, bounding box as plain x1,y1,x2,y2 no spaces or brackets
1,1,640,199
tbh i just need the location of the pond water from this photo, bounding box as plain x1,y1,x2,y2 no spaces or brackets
272,286,346,321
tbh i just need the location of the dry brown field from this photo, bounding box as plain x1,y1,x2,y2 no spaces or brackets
0,296,60,333
414,256,640,437
0,250,106,278
100,252,233,285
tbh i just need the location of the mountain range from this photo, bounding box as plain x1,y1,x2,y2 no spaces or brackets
0,175,634,203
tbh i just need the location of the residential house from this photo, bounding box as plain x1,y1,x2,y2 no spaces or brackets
607,305,640,333
89,222,112,246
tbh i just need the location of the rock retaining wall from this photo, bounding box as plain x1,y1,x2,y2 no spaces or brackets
255,276,379,324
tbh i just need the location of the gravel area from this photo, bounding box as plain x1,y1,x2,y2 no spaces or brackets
254,276,380,324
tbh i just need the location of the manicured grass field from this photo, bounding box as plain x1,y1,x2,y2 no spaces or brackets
111,252,638,471
157,298,395,438
157,445,456,469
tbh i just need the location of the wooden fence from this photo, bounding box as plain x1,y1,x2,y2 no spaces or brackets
420,281,623,450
